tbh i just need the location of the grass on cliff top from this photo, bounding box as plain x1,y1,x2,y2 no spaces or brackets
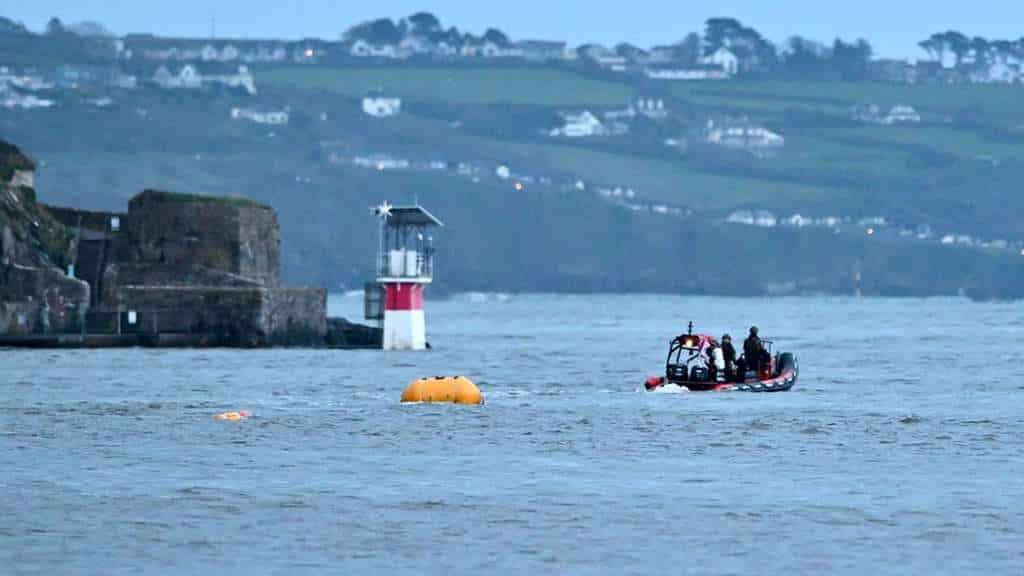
138,189,270,209
259,66,633,107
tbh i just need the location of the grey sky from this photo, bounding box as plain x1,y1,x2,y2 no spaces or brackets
4,1,1023,60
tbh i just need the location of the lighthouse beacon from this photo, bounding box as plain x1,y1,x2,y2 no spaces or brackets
370,201,443,351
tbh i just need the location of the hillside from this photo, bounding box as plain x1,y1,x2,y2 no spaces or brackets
2,25,1024,298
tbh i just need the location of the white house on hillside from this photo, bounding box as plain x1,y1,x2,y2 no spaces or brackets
551,110,607,138
220,45,240,62
350,39,399,59
515,40,570,62
645,66,730,81
885,105,921,124
702,47,739,76
231,107,289,125
153,64,202,89
461,41,502,58
362,95,402,117
0,81,55,109
153,65,255,94
200,45,220,61
706,119,784,150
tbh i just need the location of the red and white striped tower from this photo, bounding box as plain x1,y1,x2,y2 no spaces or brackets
371,201,443,351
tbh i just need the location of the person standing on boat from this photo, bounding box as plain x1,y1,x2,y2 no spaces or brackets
744,326,767,375
721,334,737,381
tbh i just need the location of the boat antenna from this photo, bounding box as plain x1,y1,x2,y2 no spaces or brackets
688,321,693,335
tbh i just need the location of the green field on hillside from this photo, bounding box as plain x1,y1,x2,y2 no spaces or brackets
672,81,1024,125
259,67,633,107
505,143,845,210
834,125,1024,161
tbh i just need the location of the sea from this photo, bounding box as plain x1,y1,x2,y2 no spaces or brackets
2,294,1023,575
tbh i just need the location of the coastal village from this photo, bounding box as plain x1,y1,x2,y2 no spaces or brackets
1,12,1023,306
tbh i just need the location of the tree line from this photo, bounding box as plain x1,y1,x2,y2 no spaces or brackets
918,31,1024,66
343,12,510,48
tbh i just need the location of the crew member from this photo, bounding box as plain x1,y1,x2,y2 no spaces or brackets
721,334,737,381
743,326,768,375
706,341,726,382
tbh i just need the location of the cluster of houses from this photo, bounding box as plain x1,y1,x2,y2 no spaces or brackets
0,65,140,109
348,37,573,62
117,32,744,80
725,210,1023,255
118,31,1024,87
152,64,256,95
121,36,318,65
0,59,259,109
349,36,743,79
548,98,671,139
121,35,573,65
0,67,55,109
727,211,862,229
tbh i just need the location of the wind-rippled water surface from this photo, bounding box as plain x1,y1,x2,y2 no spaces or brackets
2,294,1023,575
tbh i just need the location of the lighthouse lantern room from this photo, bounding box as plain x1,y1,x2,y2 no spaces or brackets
369,201,443,350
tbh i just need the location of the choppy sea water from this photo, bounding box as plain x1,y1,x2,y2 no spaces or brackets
2,294,1023,575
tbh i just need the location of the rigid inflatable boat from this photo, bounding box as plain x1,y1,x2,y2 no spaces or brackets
644,324,798,393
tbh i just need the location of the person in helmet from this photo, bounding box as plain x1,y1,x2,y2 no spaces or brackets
743,326,768,376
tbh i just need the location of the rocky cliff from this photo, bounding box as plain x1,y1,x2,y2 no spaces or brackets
0,140,89,334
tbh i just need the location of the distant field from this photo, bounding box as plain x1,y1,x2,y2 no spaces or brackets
672,81,1024,124
833,125,1024,161
506,143,845,211
259,67,633,107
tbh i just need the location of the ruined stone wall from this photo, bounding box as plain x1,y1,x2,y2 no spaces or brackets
46,206,125,235
237,201,281,286
117,286,265,345
119,190,280,286
1,148,322,345
0,264,89,334
261,287,326,345
115,285,325,346
100,263,262,306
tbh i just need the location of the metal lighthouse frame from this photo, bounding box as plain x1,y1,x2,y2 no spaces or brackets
367,201,443,350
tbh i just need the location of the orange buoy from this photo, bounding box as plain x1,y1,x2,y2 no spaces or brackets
214,410,251,421
401,376,483,405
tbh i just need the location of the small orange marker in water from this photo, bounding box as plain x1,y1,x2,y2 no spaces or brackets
214,410,251,421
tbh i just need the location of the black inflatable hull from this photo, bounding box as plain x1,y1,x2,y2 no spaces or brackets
646,353,798,393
